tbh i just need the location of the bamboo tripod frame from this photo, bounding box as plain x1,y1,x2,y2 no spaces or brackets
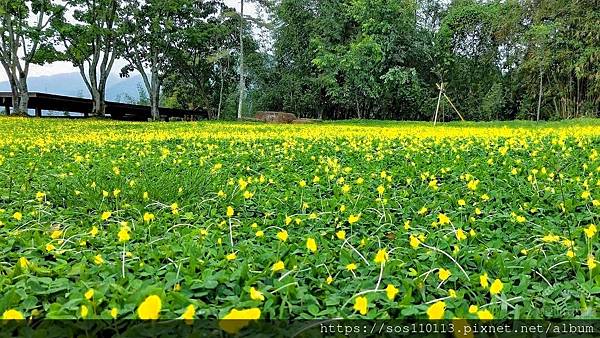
433,82,465,125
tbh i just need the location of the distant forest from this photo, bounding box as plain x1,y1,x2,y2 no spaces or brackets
1,0,599,121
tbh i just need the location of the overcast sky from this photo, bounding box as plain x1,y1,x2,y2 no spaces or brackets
0,1,257,82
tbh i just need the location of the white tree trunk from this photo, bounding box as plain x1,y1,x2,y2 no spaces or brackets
237,0,245,120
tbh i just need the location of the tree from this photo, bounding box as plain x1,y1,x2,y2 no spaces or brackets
161,2,263,119
237,0,245,119
120,0,201,121
0,0,62,115
55,0,122,117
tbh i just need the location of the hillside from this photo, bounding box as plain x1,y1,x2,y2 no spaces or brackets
0,73,145,103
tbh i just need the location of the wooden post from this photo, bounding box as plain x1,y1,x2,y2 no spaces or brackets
4,104,9,116
443,93,465,122
35,107,42,117
433,83,443,126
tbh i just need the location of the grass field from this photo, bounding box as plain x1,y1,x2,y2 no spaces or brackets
1,117,599,324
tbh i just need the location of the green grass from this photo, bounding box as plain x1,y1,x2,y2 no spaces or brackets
0,117,599,326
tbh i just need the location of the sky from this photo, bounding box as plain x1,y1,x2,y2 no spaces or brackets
0,1,258,82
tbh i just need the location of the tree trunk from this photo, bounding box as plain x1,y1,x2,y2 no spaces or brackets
92,93,106,117
218,61,224,120
150,76,160,121
536,69,543,121
237,0,245,120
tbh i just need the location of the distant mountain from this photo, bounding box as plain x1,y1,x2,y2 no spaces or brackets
0,72,146,103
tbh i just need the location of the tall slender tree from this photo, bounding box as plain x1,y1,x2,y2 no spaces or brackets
237,0,245,119
0,0,62,115
120,0,201,121
55,0,122,117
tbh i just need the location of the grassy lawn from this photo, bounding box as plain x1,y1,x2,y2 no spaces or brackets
1,117,599,325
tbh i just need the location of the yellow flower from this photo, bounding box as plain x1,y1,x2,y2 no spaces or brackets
80,305,89,318
110,307,118,319
226,206,234,217
90,226,99,237
101,211,111,221
346,263,357,271
45,243,55,252
84,289,94,300
306,237,317,253
249,287,265,301
385,284,399,301
409,235,420,249
438,268,451,281
219,308,261,334
566,250,576,258
480,273,489,288
326,276,333,285
137,295,161,320
336,230,346,240
171,203,179,214
94,254,104,265
467,179,479,191
36,191,46,202
588,255,597,270
477,309,494,320
456,229,467,241
19,257,29,268
468,305,479,314
255,230,264,237
581,191,591,199
458,199,466,206
113,189,121,197
427,301,446,320
299,180,306,188
448,289,457,298
418,207,428,215
50,230,63,239
348,214,360,224
353,296,368,315
2,309,24,320
341,184,351,193
374,249,388,264
515,215,526,223
542,234,560,242
243,190,253,199
377,185,385,195
143,212,155,223
584,224,597,239
143,191,149,200
226,252,237,261
118,228,130,242
272,260,285,272
181,304,195,324
277,230,288,242
438,213,450,225
489,279,504,295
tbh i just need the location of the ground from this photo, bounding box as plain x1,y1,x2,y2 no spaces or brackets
1,118,599,327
